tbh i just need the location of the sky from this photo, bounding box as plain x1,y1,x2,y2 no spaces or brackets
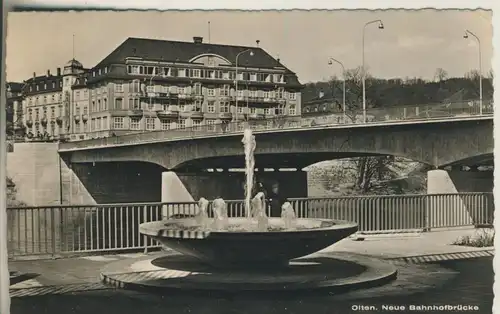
5,9,492,84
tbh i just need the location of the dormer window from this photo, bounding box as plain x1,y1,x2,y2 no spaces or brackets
52,82,55,88
104,67,108,73
59,81,62,87
36,85,39,91
44,83,47,89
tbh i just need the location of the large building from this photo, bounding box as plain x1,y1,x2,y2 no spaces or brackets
5,82,25,139
21,61,88,141
14,36,304,142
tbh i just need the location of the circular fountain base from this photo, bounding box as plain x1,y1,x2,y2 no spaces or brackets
100,251,397,294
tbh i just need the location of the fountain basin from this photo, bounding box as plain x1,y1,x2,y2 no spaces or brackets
140,218,358,267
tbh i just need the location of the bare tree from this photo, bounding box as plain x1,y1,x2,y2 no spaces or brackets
434,68,448,82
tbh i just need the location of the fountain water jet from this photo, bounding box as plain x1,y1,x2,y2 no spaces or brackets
242,128,256,219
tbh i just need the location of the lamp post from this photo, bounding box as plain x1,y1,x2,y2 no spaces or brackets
463,29,483,115
234,49,254,122
328,57,346,119
362,19,384,123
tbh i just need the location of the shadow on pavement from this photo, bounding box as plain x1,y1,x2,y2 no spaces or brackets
9,257,493,314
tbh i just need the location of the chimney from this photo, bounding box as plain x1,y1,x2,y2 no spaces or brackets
256,40,260,47
57,68,61,76
47,69,51,77
319,90,325,98
193,36,203,44
33,72,36,78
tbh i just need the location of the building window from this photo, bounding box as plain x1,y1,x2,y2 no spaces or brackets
276,105,285,115
178,118,186,129
178,69,186,78
115,98,123,109
289,105,296,116
205,119,216,131
115,83,123,92
127,65,140,75
52,82,55,88
207,88,215,96
178,87,185,95
96,117,102,131
104,67,108,74
237,106,245,113
237,90,244,97
75,91,80,100
264,108,272,115
289,92,296,100
249,73,257,81
161,120,173,130
192,119,202,127
274,74,284,83
193,83,202,95
91,118,96,130
130,80,141,94
130,117,141,130
146,118,155,130
263,91,270,99
113,117,124,129
207,101,216,113
91,101,96,112
277,89,284,99
76,107,81,116
103,99,108,110
220,101,230,113
130,98,140,110
83,107,88,115
191,69,201,78
220,85,230,96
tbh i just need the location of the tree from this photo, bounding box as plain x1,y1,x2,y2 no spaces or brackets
434,68,448,82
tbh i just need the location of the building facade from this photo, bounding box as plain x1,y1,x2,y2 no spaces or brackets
13,36,303,142
75,36,303,140
5,82,24,139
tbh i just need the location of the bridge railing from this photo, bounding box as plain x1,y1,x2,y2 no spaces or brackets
6,192,493,259
59,100,492,150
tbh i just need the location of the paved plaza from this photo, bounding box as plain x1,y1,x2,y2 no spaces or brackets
7,227,494,313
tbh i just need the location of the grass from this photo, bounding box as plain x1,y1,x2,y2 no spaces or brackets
452,229,495,247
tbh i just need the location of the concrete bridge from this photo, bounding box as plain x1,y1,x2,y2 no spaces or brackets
51,99,494,206
60,116,493,170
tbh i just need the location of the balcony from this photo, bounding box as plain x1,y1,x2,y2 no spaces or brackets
218,112,232,120
74,115,81,123
26,120,33,128
82,114,89,123
56,117,63,125
189,111,204,119
41,117,48,126
156,109,179,119
247,112,266,120
140,92,178,100
129,109,144,117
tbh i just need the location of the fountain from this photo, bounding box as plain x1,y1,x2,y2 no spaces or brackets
101,127,397,293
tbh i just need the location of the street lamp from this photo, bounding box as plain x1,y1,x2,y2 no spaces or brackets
463,29,483,115
362,19,384,123
328,57,346,119
234,49,254,122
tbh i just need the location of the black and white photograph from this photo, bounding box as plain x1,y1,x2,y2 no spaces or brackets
0,2,496,314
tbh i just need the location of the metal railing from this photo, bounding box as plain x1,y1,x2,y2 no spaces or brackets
59,99,493,150
6,193,493,259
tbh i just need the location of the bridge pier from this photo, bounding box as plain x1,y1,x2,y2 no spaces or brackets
426,169,493,230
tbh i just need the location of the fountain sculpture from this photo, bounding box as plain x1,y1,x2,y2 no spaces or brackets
101,126,397,294
138,127,359,267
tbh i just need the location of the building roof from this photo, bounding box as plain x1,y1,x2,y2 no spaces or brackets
6,82,24,93
65,58,84,69
94,37,292,72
